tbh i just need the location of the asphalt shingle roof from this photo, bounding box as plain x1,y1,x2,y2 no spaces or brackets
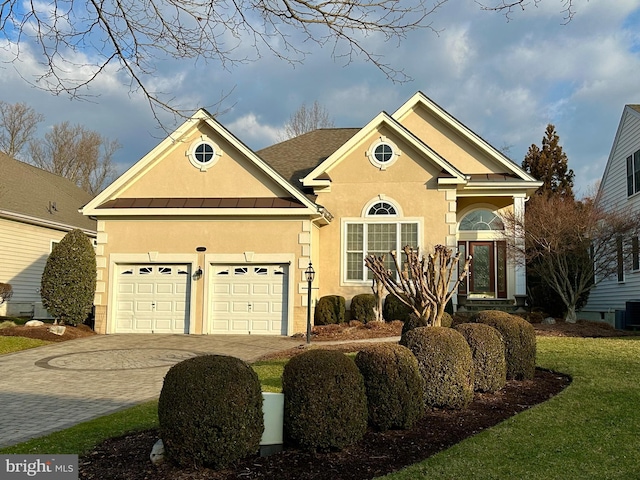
256,128,360,190
0,152,96,232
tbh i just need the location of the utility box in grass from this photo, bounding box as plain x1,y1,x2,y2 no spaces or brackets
260,392,284,456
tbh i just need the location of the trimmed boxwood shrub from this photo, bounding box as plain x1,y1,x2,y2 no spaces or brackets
350,293,377,323
383,294,412,322
158,355,264,469
470,310,537,380
400,326,474,409
314,295,346,325
282,350,367,451
454,323,506,393
40,229,96,326
355,344,424,431
401,311,453,335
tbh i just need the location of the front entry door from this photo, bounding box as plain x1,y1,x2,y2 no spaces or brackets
469,242,495,297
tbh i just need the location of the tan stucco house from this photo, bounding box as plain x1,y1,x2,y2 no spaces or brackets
82,92,541,335
0,152,96,317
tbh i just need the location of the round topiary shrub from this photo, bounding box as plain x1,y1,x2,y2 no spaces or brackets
314,295,346,325
40,229,96,326
383,294,412,322
401,311,453,335
400,326,474,409
470,310,537,380
454,323,506,393
441,311,453,328
350,293,377,323
282,350,367,451
158,355,264,469
355,344,424,431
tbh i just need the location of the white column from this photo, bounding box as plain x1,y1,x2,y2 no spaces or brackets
513,195,527,296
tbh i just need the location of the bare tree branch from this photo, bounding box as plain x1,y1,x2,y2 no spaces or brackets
477,0,578,23
0,101,44,158
28,121,120,194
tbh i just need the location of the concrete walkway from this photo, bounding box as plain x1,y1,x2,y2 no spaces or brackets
0,334,301,449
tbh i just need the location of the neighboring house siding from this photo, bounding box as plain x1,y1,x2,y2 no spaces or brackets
584,107,640,317
0,218,67,316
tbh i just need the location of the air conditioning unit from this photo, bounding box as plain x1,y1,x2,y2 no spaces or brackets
33,302,55,320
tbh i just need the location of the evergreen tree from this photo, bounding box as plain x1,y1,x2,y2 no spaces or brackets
521,125,585,318
41,229,96,326
522,124,574,198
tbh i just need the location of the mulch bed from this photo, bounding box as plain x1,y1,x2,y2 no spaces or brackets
2,315,631,480
79,369,570,480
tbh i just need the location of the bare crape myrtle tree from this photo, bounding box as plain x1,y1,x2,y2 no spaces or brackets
365,245,471,330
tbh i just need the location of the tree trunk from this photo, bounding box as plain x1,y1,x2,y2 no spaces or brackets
564,304,577,323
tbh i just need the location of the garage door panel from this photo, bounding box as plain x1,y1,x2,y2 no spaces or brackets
213,284,230,294
118,283,135,294
154,301,173,312
212,301,230,312
232,319,250,331
251,301,270,313
252,283,270,295
232,302,250,313
209,263,288,335
156,283,174,294
136,302,154,312
115,264,190,334
232,284,250,295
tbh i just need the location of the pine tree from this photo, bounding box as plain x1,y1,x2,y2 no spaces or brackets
41,229,96,326
521,125,585,319
522,124,574,198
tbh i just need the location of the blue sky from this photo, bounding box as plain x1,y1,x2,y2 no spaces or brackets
1,0,640,196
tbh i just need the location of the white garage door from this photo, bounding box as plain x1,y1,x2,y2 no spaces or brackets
115,264,191,333
210,264,288,335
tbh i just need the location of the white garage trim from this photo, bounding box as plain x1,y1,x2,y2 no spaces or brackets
203,253,295,336
108,253,198,334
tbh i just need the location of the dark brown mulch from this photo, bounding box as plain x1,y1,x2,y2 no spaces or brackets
0,323,96,342
79,369,570,480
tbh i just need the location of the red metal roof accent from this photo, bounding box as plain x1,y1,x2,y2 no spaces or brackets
96,197,306,209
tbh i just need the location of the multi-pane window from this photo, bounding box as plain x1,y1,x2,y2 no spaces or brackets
626,149,640,197
617,236,624,282
632,236,639,272
345,222,418,281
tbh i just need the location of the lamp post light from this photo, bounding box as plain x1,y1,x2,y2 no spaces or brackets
305,262,315,345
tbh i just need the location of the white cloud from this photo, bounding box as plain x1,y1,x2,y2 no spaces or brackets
225,113,282,149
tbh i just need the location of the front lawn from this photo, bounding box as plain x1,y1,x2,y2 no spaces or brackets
382,336,640,479
2,336,640,480
0,336,51,355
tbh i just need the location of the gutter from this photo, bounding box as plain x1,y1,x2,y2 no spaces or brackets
0,210,97,236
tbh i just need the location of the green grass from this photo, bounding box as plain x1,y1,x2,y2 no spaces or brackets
252,359,288,392
0,361,290,455
381,337,640,480
4,337,640,480
0,336,51,354
0,401,159,455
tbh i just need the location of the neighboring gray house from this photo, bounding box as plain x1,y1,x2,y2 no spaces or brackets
582,105,640,325
0,152,97,317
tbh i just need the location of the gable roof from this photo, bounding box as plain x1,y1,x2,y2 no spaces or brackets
82,109,326,218
0,152,96,233
300,111,468,188
393,91,540,183
596,104,640,203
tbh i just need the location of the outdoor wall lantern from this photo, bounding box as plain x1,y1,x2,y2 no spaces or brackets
305,262,315,345
194,266,203,279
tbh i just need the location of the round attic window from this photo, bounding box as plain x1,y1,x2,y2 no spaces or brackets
187,139,221,171
367,137,399,169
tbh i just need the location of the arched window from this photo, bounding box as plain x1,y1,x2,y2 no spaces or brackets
367,201,397,216
460,209,504,231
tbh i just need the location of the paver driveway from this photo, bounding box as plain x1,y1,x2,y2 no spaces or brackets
0,334,301,449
